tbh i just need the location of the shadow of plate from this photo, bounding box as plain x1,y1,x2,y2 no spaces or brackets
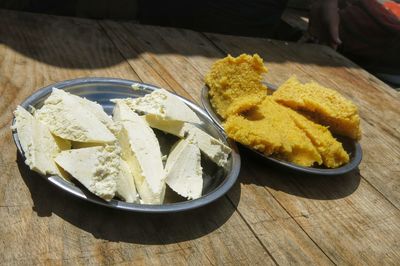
238,147,361,201
17,152,240,244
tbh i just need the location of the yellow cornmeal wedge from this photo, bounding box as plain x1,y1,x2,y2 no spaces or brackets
224,97,323,167
286,107,350,168
224,96,349,168
273,76,361,140
206,54,352,168
205,54,268,119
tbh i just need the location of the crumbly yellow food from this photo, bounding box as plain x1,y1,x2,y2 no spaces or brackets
205,54,268,119
224,97,349,168
272,76,361,140
224,97,323,167
286,107,349,168
206,54,352,168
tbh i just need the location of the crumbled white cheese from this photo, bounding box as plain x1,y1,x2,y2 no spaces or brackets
112,88,202,124
13,106,70,177
146,115,231,168
165,138,203,200
55,145,120,201
185,124,231,169
14,86,230,205
113,101,166,204
70,93,121,135
116,160,138,203
131,84,141,91
145,115,186,137
35,88,115,143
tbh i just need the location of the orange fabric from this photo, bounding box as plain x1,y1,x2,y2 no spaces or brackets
338,0,400,66
383,1,400,19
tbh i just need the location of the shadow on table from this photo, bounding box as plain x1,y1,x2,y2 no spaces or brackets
238,147,361,200
17,153,240,244
0,9,359,71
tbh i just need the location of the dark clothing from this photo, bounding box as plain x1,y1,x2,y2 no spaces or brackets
139,0,293,39
339,0,400,73
340,0,400,69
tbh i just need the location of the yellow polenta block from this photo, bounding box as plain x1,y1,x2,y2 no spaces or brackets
286,107,350,168
224,97,323,167
273,76,361,140
206,54,351,168
205,54,268,119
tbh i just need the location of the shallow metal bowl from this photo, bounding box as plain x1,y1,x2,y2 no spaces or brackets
12,78,241,213
201,84,362,176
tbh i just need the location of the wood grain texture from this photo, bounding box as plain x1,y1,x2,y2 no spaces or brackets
100,21,400,264
102,22,400,264
1,8,400,266
202,33,400,264
0,10,273,265
100,22,348,265
204,33,400,209
100,21,221,103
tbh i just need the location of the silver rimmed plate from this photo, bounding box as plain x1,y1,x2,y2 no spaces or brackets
12,78,241,212
201,84,362,175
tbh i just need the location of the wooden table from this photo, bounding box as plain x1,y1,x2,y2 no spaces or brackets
1,9,399,265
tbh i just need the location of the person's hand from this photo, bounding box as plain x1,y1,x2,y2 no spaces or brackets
308,0,342,49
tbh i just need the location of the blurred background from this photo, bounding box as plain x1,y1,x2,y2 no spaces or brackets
0,0,398,89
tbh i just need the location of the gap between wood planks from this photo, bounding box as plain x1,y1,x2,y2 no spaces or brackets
95,20,281,261
96,19,399,263
96,19,341,263
200,32,339,264
201,32,400,213
201,32,400,264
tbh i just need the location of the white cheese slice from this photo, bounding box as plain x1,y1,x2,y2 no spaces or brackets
13,106,70,176
145,115,186,137
112,88,202,124
185,124,231,169
146,115,231,168
60,142,138,203
54,145,118,201
71,141,102,149
165,138,203,200
113,102,165,204
116,160,138,203
70,94,121,135
35,88,115,143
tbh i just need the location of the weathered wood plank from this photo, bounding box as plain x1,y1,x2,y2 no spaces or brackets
0,162,271,265
203,33,400,264
102,21,342,265
0,10,272,265
100,21,216,103
102,21,400,264
204,33,400,209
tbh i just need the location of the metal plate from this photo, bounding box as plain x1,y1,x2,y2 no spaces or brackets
201,84,362,175
12,77,241,212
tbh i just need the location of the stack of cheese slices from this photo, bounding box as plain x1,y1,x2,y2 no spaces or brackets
13,88,231,204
